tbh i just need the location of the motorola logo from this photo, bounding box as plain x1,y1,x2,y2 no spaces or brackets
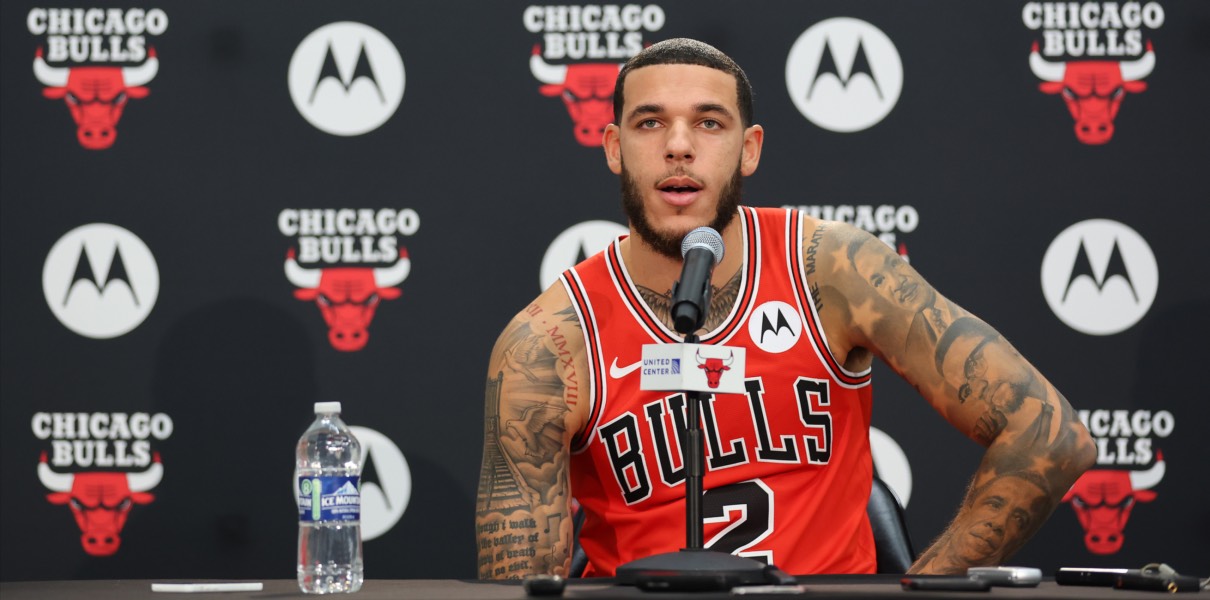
288,22,405,136
870,426,911,507
1041,219,1158,336
349,426,411,540
42,223,159,339
785,17,903,132
540,220,628,290
747,301,802,354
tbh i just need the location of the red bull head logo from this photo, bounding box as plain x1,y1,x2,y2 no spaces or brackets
38,452,162,556
1062,452,1164,554
695,349,734,389
285,248,411,352
33,47,158,150
1030,41,1155,145
530,45,621,147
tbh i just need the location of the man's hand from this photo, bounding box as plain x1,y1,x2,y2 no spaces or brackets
807,221,1096,574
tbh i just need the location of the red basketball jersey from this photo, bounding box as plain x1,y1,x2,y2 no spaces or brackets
561,207,876,577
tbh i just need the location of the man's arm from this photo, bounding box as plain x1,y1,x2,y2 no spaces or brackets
807,221,1096,574
475,288,586,579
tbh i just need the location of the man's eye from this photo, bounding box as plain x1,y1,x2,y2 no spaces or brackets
701,120,720,129
640,119,659,128
870,275,883,288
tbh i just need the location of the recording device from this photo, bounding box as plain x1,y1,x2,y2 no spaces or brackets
900,576,991,591
967,566,1042,587
523,574,565,596
1055,567,1140,586
670,227,724,334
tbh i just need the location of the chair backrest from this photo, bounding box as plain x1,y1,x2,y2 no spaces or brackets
866,476,916,573
568,476,916,577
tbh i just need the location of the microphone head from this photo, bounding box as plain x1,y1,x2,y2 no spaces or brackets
681,227,724,265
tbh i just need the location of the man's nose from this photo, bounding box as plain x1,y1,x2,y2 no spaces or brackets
664,122,694,161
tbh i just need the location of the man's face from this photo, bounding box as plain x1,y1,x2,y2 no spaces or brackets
954,475,1045,563
939,329,1033,439
604,64,762,258
852,239,932,312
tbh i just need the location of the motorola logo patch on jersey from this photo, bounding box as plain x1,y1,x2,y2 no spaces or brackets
1041,219,1158,336
540,220,628,290
747,301,802,354
348,426,411,541
43,223,159,339
785,17,903,133
288,22,405,136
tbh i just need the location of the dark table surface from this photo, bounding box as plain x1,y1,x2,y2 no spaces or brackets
2,576,1207,600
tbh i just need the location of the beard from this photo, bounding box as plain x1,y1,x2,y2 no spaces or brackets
620,161,742,260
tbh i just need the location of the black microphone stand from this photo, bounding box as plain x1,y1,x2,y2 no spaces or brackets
615,305,791,589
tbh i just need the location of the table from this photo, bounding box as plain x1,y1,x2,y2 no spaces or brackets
2,576,1205,599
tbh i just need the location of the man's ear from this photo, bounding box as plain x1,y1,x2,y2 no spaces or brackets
741,124,764,176
603,124,622,175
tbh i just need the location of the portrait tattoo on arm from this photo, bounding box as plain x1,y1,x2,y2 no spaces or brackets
475,304,583,579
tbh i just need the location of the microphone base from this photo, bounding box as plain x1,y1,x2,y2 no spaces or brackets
616,549,776,590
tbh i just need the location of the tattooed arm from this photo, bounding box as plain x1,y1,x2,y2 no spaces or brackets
476,286,588,579
806,220,1096,574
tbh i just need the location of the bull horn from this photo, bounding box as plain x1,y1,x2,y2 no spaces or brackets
695,348,706,365
284,248,321,288
374,251,411,288
723,350,734,366
122,47,159,87
127,456,163,492
38,453,74,492
530,45,566,85
1128,453,1165,491
33,48,69,87
1120,41,1155,81
1029,41,1065,82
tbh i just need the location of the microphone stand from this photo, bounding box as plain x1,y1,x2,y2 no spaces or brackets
615,324,791,588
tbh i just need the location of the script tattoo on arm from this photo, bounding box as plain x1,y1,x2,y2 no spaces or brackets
810,222,1095,574
636,270,742,333
476,301,583,579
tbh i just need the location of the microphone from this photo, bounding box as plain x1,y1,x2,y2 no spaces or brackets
670,227,725,335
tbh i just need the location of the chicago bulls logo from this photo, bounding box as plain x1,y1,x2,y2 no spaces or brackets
695,349,734,389
1062,452,1164,554
1030,41,1155,145
285,248,411,352
33,47,158,150
38,451,162,556
530,45,622,147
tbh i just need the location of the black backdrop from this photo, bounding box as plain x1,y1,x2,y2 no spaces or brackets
2,0,1208,582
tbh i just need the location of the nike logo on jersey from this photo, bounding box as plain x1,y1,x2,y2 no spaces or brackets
610,358,642,379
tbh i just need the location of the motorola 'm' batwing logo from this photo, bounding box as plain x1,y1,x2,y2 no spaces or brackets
785,17,903,133
349,425,411,540
747,301,802,354
42,223,159,339
288,22,405,136
1041,219,1158,336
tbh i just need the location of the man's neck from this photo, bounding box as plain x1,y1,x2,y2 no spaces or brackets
620,216,746,335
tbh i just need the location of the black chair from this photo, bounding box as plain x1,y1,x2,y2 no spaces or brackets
568,476,915,577
866,476,916,573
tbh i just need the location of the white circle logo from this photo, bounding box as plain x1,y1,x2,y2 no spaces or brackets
747,301,802,354
1041,219,1158,336
785,17,903,132
349,426,411,541
870,426,912,507
540,220,628,290
288,22,405,136
43,223,159,339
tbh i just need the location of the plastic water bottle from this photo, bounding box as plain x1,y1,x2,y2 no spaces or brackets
296,402,363,594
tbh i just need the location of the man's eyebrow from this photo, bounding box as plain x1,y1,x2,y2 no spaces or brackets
627,104,664,121
694,103,734,119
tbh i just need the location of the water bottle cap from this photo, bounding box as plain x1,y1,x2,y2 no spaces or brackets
313,401,342,415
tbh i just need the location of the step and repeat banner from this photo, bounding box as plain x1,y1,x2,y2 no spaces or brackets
2,0,1207,582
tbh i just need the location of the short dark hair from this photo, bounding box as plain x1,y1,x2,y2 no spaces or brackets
934,317,998,376
613,38,754,127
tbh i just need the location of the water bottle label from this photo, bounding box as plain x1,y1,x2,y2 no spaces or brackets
297,476,360,522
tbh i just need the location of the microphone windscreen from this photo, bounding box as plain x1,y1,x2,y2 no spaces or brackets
681,227,724,264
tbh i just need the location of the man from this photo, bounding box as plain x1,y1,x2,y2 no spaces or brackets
475,38,1094,579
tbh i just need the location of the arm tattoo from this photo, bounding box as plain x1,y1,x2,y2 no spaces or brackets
636,270,743,333
477,308,580,579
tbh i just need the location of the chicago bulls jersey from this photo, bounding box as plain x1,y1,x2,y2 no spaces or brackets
561,207,876,577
